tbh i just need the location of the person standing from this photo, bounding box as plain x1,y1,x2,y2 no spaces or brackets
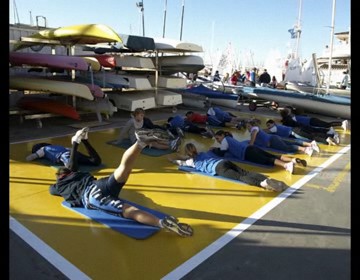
258,69,271,85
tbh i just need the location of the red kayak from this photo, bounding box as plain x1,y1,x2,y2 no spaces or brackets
17,96,81,120
77,54,116,68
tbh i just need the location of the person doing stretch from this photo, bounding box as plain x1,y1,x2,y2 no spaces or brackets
168,143,289,192
48,127,193,237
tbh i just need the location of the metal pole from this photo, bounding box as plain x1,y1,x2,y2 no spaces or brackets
294,0,302,59
179,0,185,40
162,0,167,38
326,0,336,94
141,0,145,36
136,1,145,36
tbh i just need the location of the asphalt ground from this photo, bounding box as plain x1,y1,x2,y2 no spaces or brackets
8,103,352,280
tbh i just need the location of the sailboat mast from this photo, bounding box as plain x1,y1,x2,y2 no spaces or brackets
326,0,336,94
294,0,302,59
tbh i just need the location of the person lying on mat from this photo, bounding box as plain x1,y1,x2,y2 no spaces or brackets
185,107,246,128
115,107,181,151
166,115,215,139
246,119,316,156
168,142,288,192
26,127,101,168
265,119,335,146
212,130,308,174
280,106,349,132
48,127,193,237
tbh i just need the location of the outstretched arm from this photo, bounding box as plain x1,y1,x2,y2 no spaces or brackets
116,119,134,143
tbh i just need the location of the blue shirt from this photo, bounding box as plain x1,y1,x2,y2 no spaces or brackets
271,124,293,137
294,115,311,126
194,152,222,175
224,137,248,160
169,115,185,129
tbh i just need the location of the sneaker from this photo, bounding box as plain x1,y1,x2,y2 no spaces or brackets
333,133,340,145
326,137,337,146
266,179,288,192
72,127,89,144
170,137,181,151
327,127,335,135
341,120,348,131
295,158,307,167
310,140,320,153
284,162,294,174
236,120,247,130
166,129,176,139
161,216,193,237
176,127,185,138
205,125,215,138
304,146,313,157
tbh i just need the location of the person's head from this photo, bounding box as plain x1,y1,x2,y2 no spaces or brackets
185,111,194,118
31,143,51,153
184,143,198,158
266,119,278,133
246,119,259,131
214,130,233,143
132,107,145,121
280,108,290,119
167,117,174,123
55,167,72,178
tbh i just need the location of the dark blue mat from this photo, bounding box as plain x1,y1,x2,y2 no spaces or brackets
107,139,174,157
36,158,105,172
62,200,166,239
178,165,250,186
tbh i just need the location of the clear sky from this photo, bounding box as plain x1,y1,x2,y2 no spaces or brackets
9,0,351,67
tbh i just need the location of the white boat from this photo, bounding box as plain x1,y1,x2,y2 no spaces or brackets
154,37,203,52
147,75,187,89
115,55,155,69
153,55,205,75
92,71,152,90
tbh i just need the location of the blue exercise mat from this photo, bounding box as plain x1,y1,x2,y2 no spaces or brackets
61,200,167,239
178,165,250,186
107,139,174,157
206,150,272,168
36,158,105,172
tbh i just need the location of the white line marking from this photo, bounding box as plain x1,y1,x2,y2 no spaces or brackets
10,216,91,280
161,145,351,280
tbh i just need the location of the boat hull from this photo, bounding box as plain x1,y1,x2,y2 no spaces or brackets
9,76,104,100
17,96,80,120
10,52,90,71
243,86,350,119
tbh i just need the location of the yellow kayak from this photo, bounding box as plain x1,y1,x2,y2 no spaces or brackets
13,23,122,51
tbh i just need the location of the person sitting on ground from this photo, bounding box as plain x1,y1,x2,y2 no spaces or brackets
212,130,308,174
166,115,214,138
168,143,288,192
265,119,336,146
26,127,102,168
247,119,315,156
49,127,193,237
115,107,181,151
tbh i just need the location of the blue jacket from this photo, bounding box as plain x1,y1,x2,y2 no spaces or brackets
194,152,222,175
